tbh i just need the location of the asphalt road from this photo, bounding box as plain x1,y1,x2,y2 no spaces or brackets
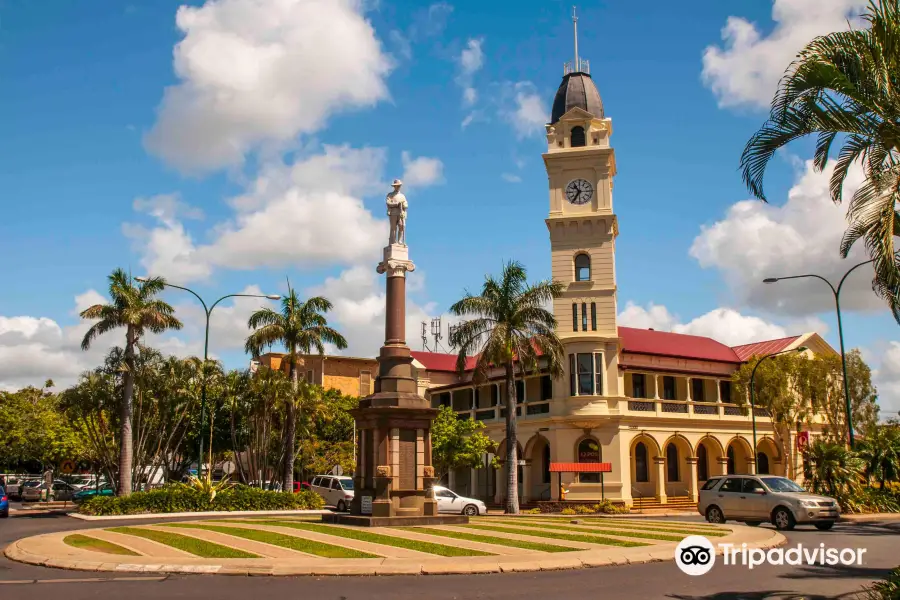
0,511,896,600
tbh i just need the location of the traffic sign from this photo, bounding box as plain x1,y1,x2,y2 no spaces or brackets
60,460,76,474
331,465,344,476
796,431,810,451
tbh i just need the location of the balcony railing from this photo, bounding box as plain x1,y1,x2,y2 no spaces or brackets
621,398,770,421
628,400,655,412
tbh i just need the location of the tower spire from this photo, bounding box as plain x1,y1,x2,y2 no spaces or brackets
573,6,579,71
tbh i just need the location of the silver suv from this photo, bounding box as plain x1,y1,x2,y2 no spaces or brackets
698,474,839,531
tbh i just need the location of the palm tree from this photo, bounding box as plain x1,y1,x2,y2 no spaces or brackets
803,438,865,499
857,423,900,486
448,261,565,514
740,0,900,319
80,269,182,496
245,287,347,492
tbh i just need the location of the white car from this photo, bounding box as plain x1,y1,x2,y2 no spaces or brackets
433,485,486,516
310,475,355,512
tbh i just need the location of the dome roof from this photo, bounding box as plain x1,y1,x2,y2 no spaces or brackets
550,72,604,124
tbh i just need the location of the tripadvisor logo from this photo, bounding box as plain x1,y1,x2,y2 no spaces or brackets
675,535,716,576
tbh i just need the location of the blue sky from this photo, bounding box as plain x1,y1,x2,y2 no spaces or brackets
1,0,898,414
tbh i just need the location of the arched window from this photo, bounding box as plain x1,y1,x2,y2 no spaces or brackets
575,254,591,281
666,444,679,482
571,126,586,147
635,442,649,482
727,445,736,475
578,438,601,483
756,452,770,475
697,444,708,481
542,443,551,484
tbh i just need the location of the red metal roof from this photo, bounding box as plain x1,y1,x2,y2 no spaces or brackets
618,327,741,363
410,351,477,372
731,336,800,361
549,462,612,473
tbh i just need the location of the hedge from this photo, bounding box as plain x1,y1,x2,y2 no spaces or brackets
79,484,325,516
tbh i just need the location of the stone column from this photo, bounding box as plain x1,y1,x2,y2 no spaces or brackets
716,457,729,476
686,456,699,503
654,375,661,399
654,456,668,504
685,377,692,402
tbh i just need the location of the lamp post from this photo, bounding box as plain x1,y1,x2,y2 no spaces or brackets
749,346,808,474
763,258,873,447
136,277,280,477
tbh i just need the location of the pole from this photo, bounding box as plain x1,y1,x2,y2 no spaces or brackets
198,308,211,479
572,6,579,69
749,347,804,475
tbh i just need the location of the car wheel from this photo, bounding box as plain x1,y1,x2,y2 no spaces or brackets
706,505,725,524
0,510,8,518
744,521,761,527
772,507,796,531
814,521,835,531
463,504,479,516
336,500,346,512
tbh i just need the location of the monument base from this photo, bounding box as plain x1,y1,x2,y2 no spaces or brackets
321,513,470,528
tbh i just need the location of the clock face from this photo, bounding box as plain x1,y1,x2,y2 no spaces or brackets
565,179,594,205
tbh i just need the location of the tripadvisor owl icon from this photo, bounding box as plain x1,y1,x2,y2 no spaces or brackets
675,535,716,576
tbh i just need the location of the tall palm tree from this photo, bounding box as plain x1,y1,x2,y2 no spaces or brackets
245,287,347,491
449,261,565,514
80,269,182,496
740,0,900,319
857,423,900,486
803,438,865,499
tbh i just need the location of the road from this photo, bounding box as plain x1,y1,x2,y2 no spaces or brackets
0,510,896,600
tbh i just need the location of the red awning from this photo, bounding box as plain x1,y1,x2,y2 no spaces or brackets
549,462,612,473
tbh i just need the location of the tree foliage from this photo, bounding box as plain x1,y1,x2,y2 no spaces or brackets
430,405,497,482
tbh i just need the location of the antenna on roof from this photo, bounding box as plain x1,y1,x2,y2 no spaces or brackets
421,321,429,352
448,323,460,349
564,6,589,74
431,317,445,352
573,6,579,72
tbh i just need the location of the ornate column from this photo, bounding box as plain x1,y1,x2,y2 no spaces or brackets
654,456,667,504
686,456,699,503
716,457,729,476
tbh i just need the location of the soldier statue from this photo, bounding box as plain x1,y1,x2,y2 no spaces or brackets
386,179,408,245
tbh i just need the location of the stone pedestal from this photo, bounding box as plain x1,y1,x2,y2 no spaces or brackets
330,242,468,527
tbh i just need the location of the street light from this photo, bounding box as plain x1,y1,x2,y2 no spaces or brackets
749,346,808,474
136,277,281,476
763,258,873,447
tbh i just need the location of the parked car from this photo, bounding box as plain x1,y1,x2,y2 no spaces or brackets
21,480,77,503
5,477,26,501
66,476,98,491
310,475,354,511
15,479,41,501
72,483,115,504
432,485,486,516
699,474,839,531
0,485,8,518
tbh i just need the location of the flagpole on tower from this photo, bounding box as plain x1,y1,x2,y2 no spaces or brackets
573,6,579,70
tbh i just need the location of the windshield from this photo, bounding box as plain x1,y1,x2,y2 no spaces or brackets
340,479,354,491
761,477,806,493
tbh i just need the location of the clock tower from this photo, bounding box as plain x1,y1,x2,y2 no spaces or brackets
543,29,620,402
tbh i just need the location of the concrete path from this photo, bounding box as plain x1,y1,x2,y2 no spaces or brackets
4,516,784,576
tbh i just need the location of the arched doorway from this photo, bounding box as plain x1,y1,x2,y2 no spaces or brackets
755,437,780,475
697,444,709,482
630,435,661,500
636,442,649,482
662,435,692,497
756,452,770,474
727,446,735,474
524,434,552,501
726,438,752,474
666,444,679,482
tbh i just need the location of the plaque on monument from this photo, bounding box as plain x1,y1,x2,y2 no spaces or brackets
398,429,416,490
361,496,373,515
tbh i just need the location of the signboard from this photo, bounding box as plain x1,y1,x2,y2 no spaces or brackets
361,496,373,515
796,431,810,451
331,465,344,476
516,460,527,466
60,460,76,474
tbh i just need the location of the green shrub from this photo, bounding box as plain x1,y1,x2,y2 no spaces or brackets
523,508,541,514
840,487,900,514
861,566,900,600
79,484,324,516
594,499,629,514
574,505,594,514
560,508,576,515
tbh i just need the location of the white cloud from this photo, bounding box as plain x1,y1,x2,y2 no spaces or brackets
400,151,445,188
872,342,900,416
499,81,547,138
73,290,107,315
501,173,521,183
388,2,453,61
456,37,484,108
307,265,446,357
145,0,393,172
133,193,204,222
125,145,389,282
702,0,866,109
690,158,880,316
617,302,831,347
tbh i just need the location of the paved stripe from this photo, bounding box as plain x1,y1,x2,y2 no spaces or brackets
462,524,647,547
149,524,319,558
403,527,581,553
483,519,689,542
434,524,603,550
382,527,538,555
85,529,193,558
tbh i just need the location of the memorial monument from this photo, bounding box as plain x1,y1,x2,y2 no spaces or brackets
322,180,468,526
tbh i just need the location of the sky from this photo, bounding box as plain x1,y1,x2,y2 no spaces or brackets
1,0,899,415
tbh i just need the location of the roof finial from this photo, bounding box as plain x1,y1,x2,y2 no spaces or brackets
572,6,579,71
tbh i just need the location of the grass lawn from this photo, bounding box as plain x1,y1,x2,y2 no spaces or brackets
405,527,579,553
483,519,689,542
63,534,139,556
107,527,258,559
501,518,727,536
463,524,647,547
160,523,378,558
221,520,494,557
